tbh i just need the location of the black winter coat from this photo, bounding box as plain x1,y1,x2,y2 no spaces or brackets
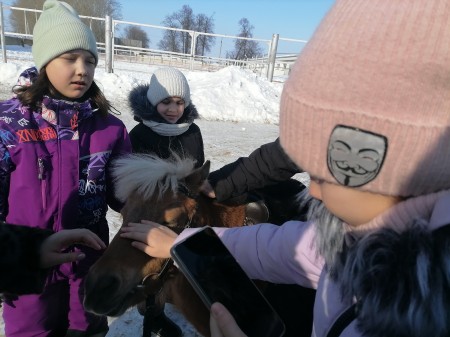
0,222,52,295
208,138,301,202
128,84,204,168
129,123,204,168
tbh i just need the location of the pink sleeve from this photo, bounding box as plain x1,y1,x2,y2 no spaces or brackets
174,221,324,289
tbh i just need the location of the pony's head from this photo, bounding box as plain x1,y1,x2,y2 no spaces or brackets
83,153,210,316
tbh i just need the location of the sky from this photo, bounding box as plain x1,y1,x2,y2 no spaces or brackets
119,0,335,56
0,48,309,336
120,0,334,40
0,0,335,57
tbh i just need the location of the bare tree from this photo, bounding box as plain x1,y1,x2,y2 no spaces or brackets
73,0,122,43
8,0,122,44
158,5,194,54
157,14,182,53
195,13,215,57
177,5,195,54
121,26,150,49
158,5,215,56
8,0,45,36
158,28,181,53
227,18,263,60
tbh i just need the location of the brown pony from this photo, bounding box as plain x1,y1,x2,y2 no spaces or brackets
83,153,252,337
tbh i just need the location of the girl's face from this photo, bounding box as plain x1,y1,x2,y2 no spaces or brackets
156,97,185,123
309,178,400,227
45,49,96,100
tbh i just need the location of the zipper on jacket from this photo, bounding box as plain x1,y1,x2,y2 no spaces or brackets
38,157,47,210
326,304,357,337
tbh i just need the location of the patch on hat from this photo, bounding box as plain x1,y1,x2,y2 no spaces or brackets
327,125,387,187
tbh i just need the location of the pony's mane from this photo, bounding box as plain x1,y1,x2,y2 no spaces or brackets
111,153,197,202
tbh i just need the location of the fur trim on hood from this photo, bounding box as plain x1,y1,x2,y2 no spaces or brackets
128,83,199,124
338,222,450,336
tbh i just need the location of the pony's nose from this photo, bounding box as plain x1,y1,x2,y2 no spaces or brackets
84,273,122,311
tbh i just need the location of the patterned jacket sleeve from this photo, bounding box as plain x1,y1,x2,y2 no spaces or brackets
0,66,37,220
208,138,301,202
0,141,13,222
0,222,53,294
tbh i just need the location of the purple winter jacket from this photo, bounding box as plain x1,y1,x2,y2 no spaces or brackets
0,71,131,276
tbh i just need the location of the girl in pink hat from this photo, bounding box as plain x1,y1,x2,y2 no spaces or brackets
121,0,450,336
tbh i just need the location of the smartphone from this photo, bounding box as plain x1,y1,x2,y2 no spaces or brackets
170,226,286,337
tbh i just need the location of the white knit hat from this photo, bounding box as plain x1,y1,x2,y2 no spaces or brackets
146,67,191,107
32,0,98,70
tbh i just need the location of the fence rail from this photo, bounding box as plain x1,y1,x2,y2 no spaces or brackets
0,3,307,81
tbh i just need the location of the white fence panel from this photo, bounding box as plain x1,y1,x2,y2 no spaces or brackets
0,3,307,81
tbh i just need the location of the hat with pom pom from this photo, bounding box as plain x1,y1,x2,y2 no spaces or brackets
32,0,98,70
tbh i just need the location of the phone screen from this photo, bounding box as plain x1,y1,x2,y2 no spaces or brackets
170,226,286,337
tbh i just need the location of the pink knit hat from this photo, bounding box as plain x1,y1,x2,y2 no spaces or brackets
280,0,450,197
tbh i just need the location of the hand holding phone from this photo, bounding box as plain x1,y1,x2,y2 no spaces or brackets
210,302,249,337
170,226,286,337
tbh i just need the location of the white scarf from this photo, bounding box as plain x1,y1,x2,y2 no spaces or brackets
142,120,191,136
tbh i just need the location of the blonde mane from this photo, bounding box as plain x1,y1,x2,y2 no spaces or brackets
111,153,197,202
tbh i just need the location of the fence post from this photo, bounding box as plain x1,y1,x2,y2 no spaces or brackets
105,15,113,73
189,31,197,71
0,3,7,63
266,33,279,82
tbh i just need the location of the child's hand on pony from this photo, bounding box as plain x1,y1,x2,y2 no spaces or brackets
40,229,106,268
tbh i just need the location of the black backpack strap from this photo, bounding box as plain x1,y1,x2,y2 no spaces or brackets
326,304,357,337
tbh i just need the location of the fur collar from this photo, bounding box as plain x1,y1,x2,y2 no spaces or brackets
337,191,450,336
128,83,199,124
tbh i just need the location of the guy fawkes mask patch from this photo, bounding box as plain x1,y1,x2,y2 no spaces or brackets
327,125,387,187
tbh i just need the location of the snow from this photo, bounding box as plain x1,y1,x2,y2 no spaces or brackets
0,48,304,336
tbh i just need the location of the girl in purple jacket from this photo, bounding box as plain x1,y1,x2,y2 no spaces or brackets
121,0,450,336
0,1,131,336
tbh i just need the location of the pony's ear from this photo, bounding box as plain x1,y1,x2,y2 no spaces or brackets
200,160,211,180
185,160,211,190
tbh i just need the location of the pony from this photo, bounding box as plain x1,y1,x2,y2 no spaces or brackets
83,153,315,337
83,153,257,337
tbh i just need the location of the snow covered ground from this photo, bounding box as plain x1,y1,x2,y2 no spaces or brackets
0,48,305,336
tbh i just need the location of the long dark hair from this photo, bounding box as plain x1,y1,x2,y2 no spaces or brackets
13,67,112,117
